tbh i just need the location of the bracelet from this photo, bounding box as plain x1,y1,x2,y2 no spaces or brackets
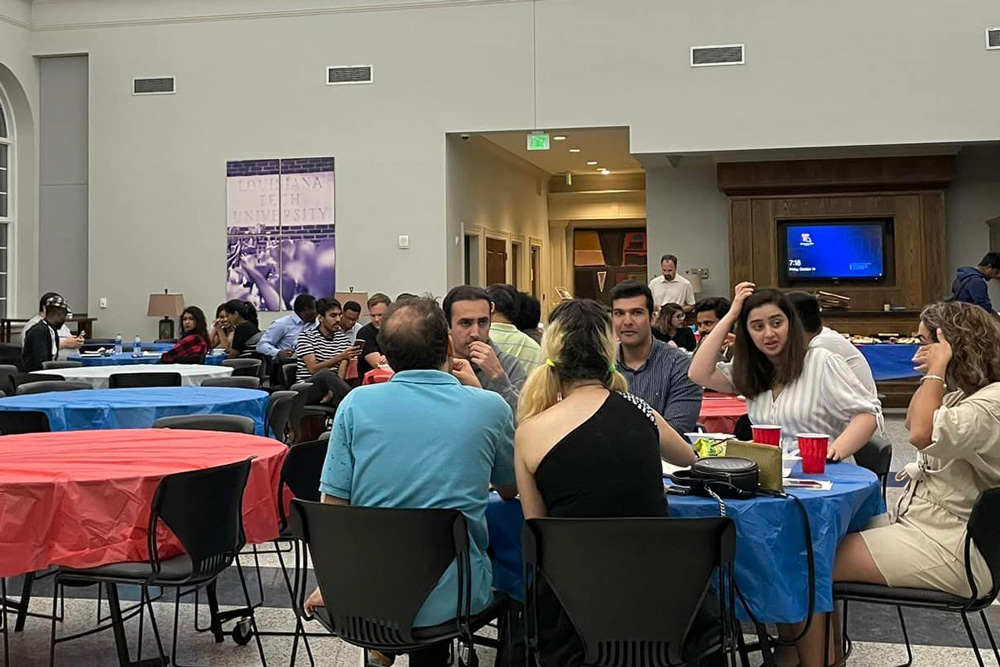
921,374,947,390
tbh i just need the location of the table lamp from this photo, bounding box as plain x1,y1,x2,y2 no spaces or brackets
147,291,185,341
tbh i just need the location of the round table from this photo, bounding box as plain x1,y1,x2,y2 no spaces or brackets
485,463,884,623
0,386,269,433
699,394,748,434
0,429,286,578
69,352,227,366
35,363,233,388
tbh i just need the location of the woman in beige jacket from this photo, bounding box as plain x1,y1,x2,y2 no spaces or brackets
792,301,1000,667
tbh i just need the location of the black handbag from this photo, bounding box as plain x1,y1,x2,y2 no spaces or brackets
669,457,759,501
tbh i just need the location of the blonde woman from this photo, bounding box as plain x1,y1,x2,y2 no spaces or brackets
514,299,699,666
793,301,1000,667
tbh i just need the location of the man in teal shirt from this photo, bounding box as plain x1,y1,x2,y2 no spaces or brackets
307,297,516,666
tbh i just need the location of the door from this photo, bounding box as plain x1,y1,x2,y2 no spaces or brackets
486,237,507,286
530,244,541,298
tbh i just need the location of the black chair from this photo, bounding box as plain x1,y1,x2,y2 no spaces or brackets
50,459,266,667
853,438,892,500
41,360,83,370
734,414,753,441
290,382,336,443
16,381,92,396
108,372,182,389
0,410,51,435
834,487,1000,667
152,414,256,434
522,517,737,667
223,358,263,378
11,373,63,393
0,364,20,396
0,344,22,370
290,501,507,666
265,391,296,442
202,376,262,390
281,363,297,391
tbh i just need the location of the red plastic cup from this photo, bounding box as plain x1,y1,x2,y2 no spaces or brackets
751,424,782,447
798,433,829,475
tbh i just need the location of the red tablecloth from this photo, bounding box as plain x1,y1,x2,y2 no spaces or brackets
0,429,287,578
362,368,394,385
699,395,748,434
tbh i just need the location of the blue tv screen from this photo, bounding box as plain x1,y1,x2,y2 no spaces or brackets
784,222,885,281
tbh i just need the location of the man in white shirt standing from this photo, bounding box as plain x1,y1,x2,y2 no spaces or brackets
648,254,696,312
788,291,878,398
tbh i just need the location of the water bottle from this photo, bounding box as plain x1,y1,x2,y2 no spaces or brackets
133,335,142,358
114,334,122,355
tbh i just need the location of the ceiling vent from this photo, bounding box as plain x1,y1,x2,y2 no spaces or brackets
988,28,1000,50
327,65,374,86
690,44,745,67
132,77,175,95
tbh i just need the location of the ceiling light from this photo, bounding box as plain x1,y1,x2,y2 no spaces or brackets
553,135,567,141
586,161,598,166
600,169,611,175
569,148,581,153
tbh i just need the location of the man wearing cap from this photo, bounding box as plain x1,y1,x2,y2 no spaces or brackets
23,292,83,361
22,295,71,372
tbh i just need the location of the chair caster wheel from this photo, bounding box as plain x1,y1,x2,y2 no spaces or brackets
232,617,254,645
458,643,478,667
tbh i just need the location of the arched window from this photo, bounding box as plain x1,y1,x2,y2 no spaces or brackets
0,94,10,318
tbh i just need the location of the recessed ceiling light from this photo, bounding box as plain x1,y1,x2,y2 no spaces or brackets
553,135,567,141
569,148,581,153
586,161,598,166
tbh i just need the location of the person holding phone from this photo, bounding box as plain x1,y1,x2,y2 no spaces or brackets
295,297,362,406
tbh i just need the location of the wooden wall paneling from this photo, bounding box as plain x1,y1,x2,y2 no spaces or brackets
728,198,754,290
920,192,947,302
751,199,780,287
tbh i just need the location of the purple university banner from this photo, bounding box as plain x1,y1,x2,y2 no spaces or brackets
226,157,335,311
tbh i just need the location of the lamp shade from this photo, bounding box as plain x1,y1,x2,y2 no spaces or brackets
685,271,703,294
147,293,185,317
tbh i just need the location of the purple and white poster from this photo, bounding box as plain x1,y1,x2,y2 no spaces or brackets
226,157,335,311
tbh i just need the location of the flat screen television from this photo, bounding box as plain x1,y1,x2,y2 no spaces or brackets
781,219,888,283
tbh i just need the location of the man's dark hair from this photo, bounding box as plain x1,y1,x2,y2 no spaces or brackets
981,253,1000,271
39,292,60,313
378,297,450,373
486,284,519,321
609,280,654,315
292,294,316,317
442,285,491,324
395,293,418,304
660,254,678,266
367,293,392,310
514,292,541,332
343,300,362,314
786,291,823,334
693,297,730,321
315,298,342,317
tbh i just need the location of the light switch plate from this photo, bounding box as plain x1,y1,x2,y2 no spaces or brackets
99,297,108,309
398,235,410,249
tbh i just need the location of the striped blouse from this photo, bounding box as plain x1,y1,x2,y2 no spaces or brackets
718,347,885,456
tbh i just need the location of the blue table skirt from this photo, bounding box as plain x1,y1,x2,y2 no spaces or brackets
857,344,920,381
0,387,269,434
485,462,885,624
70,346,226,366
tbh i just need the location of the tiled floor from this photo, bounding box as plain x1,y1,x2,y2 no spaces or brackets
5,415,997,667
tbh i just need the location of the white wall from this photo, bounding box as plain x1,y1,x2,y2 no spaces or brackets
946,145,1000,303
17,0,1000,336
0,0,39,317
446,135,549,290
645,158,730,298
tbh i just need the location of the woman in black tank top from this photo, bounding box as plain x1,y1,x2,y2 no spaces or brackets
513,300,702,666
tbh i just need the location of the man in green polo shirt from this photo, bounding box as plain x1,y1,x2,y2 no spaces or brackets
486,283,542,376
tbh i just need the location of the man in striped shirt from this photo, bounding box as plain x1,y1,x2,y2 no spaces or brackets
611,281,704,434
295,297,362,405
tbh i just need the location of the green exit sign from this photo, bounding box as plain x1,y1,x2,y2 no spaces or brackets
527,132,550,151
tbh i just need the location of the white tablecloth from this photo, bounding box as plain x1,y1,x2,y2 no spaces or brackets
35,364,234,389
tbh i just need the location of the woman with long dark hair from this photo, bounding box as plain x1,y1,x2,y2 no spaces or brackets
217,300,260,358
652,303,697,351
209,302,230,349
689,282,883,458
161,306,211,364
516,299,699,666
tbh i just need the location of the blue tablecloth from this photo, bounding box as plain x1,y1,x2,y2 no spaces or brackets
0,387,269,434
856,344,920,381
485,463,884,624
69,352,226,366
